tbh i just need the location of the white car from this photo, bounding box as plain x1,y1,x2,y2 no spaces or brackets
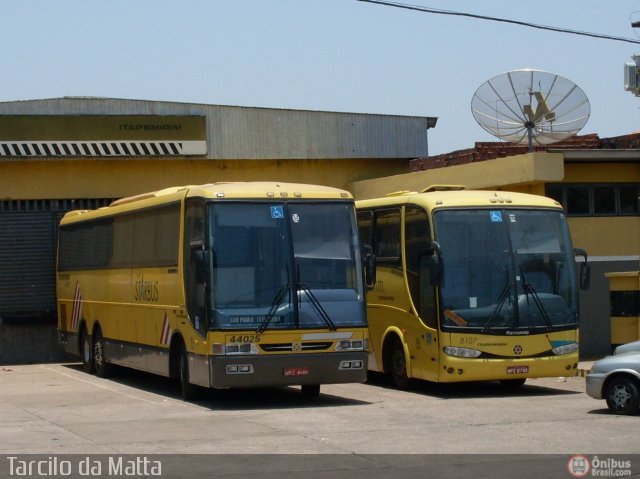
586,351,640,415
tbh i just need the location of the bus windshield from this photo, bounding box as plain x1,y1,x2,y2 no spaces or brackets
208,202,366,330
434,209,579,334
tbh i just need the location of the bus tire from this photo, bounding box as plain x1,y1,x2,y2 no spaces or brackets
93,328,113,378
301,384,320,399
386,336,412,390
179,346,199,401
79,326,95,374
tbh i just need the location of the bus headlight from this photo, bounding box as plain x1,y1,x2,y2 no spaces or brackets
212,343,259,355
443,346,482,358
226,364,254,374
335,339,368,351
552,343,579,355
339,360,364,370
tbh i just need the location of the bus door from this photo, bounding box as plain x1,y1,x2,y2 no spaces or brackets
404,205,440,382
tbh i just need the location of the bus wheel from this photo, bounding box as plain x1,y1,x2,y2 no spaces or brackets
179,347,199,401
79,326,94,374
301,384,320,399
388,338,412,390
500,378,526,388
93,329,113,378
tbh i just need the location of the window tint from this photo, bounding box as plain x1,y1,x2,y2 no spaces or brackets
566,186,590,215
593,186,616,215
357,210,373,249
374,208,401,265
620,186,639,215
546,183,639,217
58,203,180,271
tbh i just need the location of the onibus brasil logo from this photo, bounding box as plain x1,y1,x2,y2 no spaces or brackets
567,455,632,477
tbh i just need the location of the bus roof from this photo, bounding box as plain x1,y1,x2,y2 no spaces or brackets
60,182,353,225
355,188,562,211
185,182,352,201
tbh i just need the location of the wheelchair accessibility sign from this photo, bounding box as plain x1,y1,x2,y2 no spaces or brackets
271,206,284,219
490,211,502,222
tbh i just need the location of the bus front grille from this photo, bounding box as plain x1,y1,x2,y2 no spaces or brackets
259,342,332,352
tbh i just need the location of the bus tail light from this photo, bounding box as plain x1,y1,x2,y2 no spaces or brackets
443,346,482,358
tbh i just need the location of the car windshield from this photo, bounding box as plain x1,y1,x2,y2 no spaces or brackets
434,208,579,334
208,202,366,330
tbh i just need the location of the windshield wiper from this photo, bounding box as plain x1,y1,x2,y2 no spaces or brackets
519,266,553,331
298,282,337,331
482,281,513,333
257,282,290,333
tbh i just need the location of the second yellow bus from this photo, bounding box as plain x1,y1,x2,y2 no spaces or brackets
356,186,589,388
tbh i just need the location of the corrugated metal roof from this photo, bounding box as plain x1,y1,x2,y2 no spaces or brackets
0,97,437,160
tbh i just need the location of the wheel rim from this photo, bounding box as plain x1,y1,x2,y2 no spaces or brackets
82,336,91,364
94,338,103,368
610,383,632,409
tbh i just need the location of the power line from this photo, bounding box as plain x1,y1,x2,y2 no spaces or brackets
358,0,640,45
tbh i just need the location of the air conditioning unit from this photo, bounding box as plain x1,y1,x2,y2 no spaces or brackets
624,55,640,96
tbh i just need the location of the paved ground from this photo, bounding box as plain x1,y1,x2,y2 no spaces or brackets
3,361,640,478
0,360,635,457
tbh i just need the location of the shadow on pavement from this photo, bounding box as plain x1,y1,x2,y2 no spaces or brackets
365,370,582,399
63,363,371,410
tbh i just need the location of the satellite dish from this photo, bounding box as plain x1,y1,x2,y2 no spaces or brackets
471,69,590,150
632,11,640,38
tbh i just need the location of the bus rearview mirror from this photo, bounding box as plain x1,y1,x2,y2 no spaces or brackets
574,248,590,290
361,245,377,289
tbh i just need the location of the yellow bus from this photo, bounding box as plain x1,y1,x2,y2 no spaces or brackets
57,182,369,400
356,186,589,388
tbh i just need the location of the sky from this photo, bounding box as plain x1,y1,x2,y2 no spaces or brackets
2,0,639,156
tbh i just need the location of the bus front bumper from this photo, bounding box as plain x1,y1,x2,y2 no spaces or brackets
438,353,579,383
208,351,368,389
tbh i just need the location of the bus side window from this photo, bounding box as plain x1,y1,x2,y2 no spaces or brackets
405,205,437,328
374,208,401,265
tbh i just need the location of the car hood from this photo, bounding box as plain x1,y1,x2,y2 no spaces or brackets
591,353,640,374
614,340,640,356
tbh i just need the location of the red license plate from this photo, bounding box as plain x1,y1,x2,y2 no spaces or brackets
283,367,310,377
507,366,529,374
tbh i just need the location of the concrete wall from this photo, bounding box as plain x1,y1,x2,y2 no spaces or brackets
349,152,565,199
0,157,409,200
